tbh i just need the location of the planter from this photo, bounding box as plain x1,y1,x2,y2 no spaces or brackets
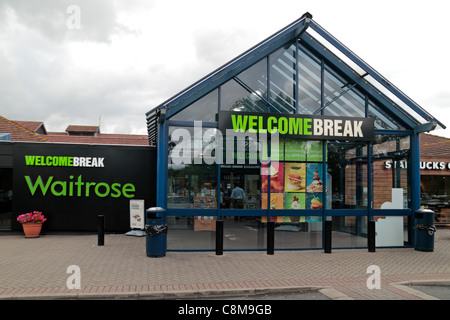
22,223,43,238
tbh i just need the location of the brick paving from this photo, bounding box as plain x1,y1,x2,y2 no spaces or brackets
0,228,449,300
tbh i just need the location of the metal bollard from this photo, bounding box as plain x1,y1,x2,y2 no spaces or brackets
368,220,375,252
98,215,105,246
267,221,275,255
324,220,332,253
216,220,223,255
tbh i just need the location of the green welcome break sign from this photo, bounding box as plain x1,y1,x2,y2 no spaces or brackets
219,111,374,141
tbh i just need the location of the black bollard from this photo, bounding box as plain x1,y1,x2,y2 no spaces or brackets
267,221,275,255
368,220,375,252
324,220,332,253
216,220,223,255
98,215,105,246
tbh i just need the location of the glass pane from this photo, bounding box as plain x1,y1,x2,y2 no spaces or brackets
167,164,217,209
223,216,266,250
274,219,322,249
269,43,296,114
331,216,367,248
298,45,321,115
323,67,365,118
167,216,215,250
171,89,218,122
220,165,261,209
235,58,268,101
221,79,268,112
168,126,220,165
368,100,406,130
168,126,218,209
371,135,410,209
421,176,450,223
328,141,368,209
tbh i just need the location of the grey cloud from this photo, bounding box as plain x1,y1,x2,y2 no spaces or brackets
193,27,253,69
0,0,138,43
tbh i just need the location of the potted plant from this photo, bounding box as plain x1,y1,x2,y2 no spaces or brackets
17,211,47,238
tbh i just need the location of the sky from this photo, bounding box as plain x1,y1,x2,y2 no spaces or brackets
1,0,449,137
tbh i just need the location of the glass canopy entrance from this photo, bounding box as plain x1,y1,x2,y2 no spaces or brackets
147,13,443,252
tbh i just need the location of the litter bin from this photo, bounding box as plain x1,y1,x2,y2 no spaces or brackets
145,207,167,257
414,208,436,252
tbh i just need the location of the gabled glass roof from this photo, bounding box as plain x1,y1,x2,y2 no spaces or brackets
146,12,443,145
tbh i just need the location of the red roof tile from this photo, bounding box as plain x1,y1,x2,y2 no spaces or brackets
0,115,148,145
420,133,450,157
0,116,48,142
45,132,149,145
14,120,47,134
66,125,100,134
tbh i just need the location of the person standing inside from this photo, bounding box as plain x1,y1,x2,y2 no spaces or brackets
231,184,246,209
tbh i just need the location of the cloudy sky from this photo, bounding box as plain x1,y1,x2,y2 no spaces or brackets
1,0,449,137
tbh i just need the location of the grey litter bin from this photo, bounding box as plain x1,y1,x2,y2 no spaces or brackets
414,208,436,252
145,207,167,258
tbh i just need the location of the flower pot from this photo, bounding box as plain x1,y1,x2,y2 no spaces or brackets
22,223,43,238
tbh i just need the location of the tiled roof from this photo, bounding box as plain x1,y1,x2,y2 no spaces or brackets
0,116,48,142
420,133,450,157
45,132,149,146
14,120,47,134
0,115,148,146
65,125,100,134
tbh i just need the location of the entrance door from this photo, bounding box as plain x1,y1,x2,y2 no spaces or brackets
220,165,261,209
0,169,13,230
220,165,265,250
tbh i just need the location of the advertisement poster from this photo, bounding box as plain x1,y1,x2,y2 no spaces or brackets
306,141,323,162
261,193,284,210
284,139,307,161
306,193,323,211
129,199,145,230
262,162,284,192
193,196,217,209
283,216,306,223
306,163,323,193
284,163,306,192
259,139,326,224
284,193,305,210
261,139,284,161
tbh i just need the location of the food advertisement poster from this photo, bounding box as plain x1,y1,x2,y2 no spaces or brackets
306,163,323,193
259,139,327,223
261,162,284,192
284,163,306,192
306,193,323,210
261,192,284,209
284,193,305,210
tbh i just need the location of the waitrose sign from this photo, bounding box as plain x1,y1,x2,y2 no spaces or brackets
219,111,375,141
11,143,155,232
23,154,135,199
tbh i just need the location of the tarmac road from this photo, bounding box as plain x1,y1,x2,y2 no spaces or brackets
410,285,450,300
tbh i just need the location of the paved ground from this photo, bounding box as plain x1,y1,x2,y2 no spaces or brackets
0,228,449,301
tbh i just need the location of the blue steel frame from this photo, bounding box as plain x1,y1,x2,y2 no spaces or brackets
148,13,444,251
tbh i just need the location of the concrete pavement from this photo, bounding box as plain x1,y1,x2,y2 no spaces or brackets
0,228,449,300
